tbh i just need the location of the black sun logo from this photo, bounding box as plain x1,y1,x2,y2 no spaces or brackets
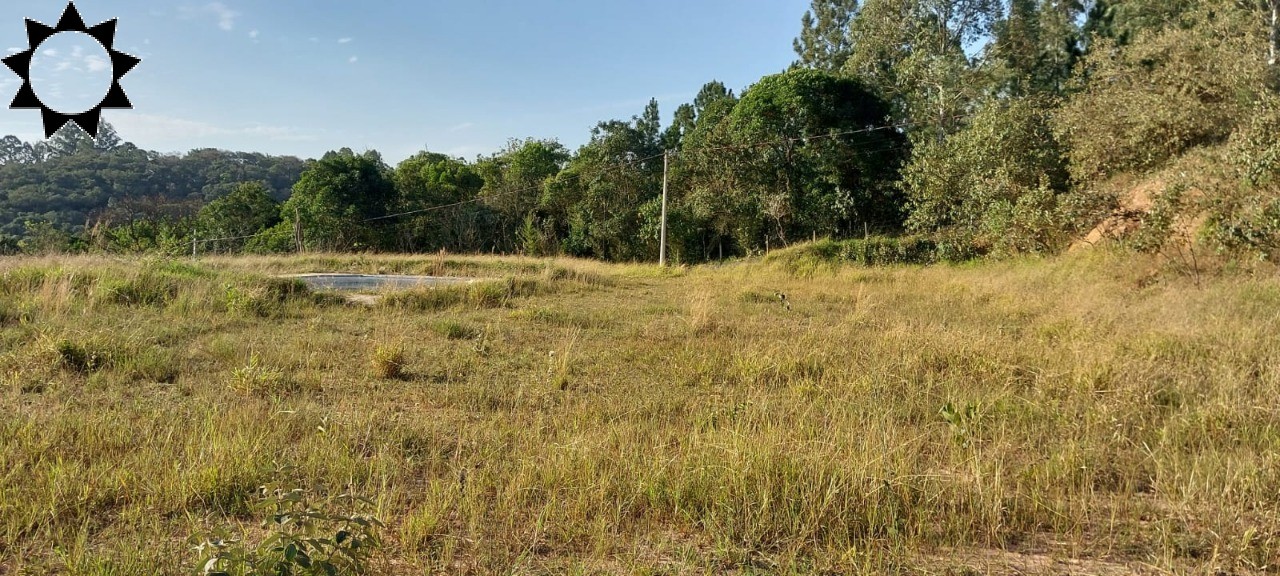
2,2,141,138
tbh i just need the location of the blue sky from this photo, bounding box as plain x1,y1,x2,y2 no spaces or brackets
0,1,808,163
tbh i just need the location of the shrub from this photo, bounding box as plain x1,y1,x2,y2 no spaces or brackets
224,278,318,317
904,96,1071,254
380,279,535,312
839,236,942,266
122,347,181,384
94,272,180,307
1053,6,1265,183
1200,97,1280,262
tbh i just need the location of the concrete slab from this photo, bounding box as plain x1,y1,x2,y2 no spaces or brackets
282,274,475,292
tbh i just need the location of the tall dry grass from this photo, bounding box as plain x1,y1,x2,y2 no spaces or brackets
0,250,1276,574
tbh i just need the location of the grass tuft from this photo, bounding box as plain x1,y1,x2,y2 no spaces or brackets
370,343,407,380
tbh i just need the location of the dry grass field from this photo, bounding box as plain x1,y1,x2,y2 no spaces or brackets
0,249,1278,574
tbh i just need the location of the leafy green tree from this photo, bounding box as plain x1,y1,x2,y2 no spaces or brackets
19,219,78,254
0,129,303,239
844,0,1003,143
793,0,860,71
553,102,665,260
392,151,487,252
684,70,905,253
1082,0,1198,45
36,122,123,160
989,0,1085,97
196,182,281,253
280,150,396,252
662,104,697,151
475,138,569,253
0,136,35,165
693,81,736,123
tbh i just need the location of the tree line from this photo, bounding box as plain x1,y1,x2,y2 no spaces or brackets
6,0,1280,264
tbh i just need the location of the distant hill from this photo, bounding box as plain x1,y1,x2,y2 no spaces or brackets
0,123,306,238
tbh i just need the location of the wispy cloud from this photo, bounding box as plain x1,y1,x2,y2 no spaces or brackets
182,2,239,31
448,122,474,133
338,37,353,44
348,56,358,64
85,55,110,73
248,29,259,39
28,40,113,78
209,2,239,31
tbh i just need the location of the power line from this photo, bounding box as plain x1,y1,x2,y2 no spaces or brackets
197,231,267,245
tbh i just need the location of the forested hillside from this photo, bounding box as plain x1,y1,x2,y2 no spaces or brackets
5,0,1280,265
0,124,304,252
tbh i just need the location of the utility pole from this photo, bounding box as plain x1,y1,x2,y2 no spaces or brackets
660,151,669,267
191,234,197,259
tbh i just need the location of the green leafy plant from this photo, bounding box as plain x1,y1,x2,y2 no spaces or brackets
939,402,979,447
191,477,384,576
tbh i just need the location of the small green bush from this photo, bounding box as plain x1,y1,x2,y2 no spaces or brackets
0,266,49,296
223,278,318,317
1200,98,1280,262
769,236,983,274
192,476,384,576
122,347,180,384
839,236,941,266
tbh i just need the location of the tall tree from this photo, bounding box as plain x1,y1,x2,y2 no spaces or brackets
281,149,396,252
682,70,906,252
392,152,487,252
990,0,1085,96
844,0,1004,142
196,182,281,252
474,138,569,253
794,0,861,71
662,103,697,151
550,101,665,260
0,136,35,165
1082,0,1197,44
